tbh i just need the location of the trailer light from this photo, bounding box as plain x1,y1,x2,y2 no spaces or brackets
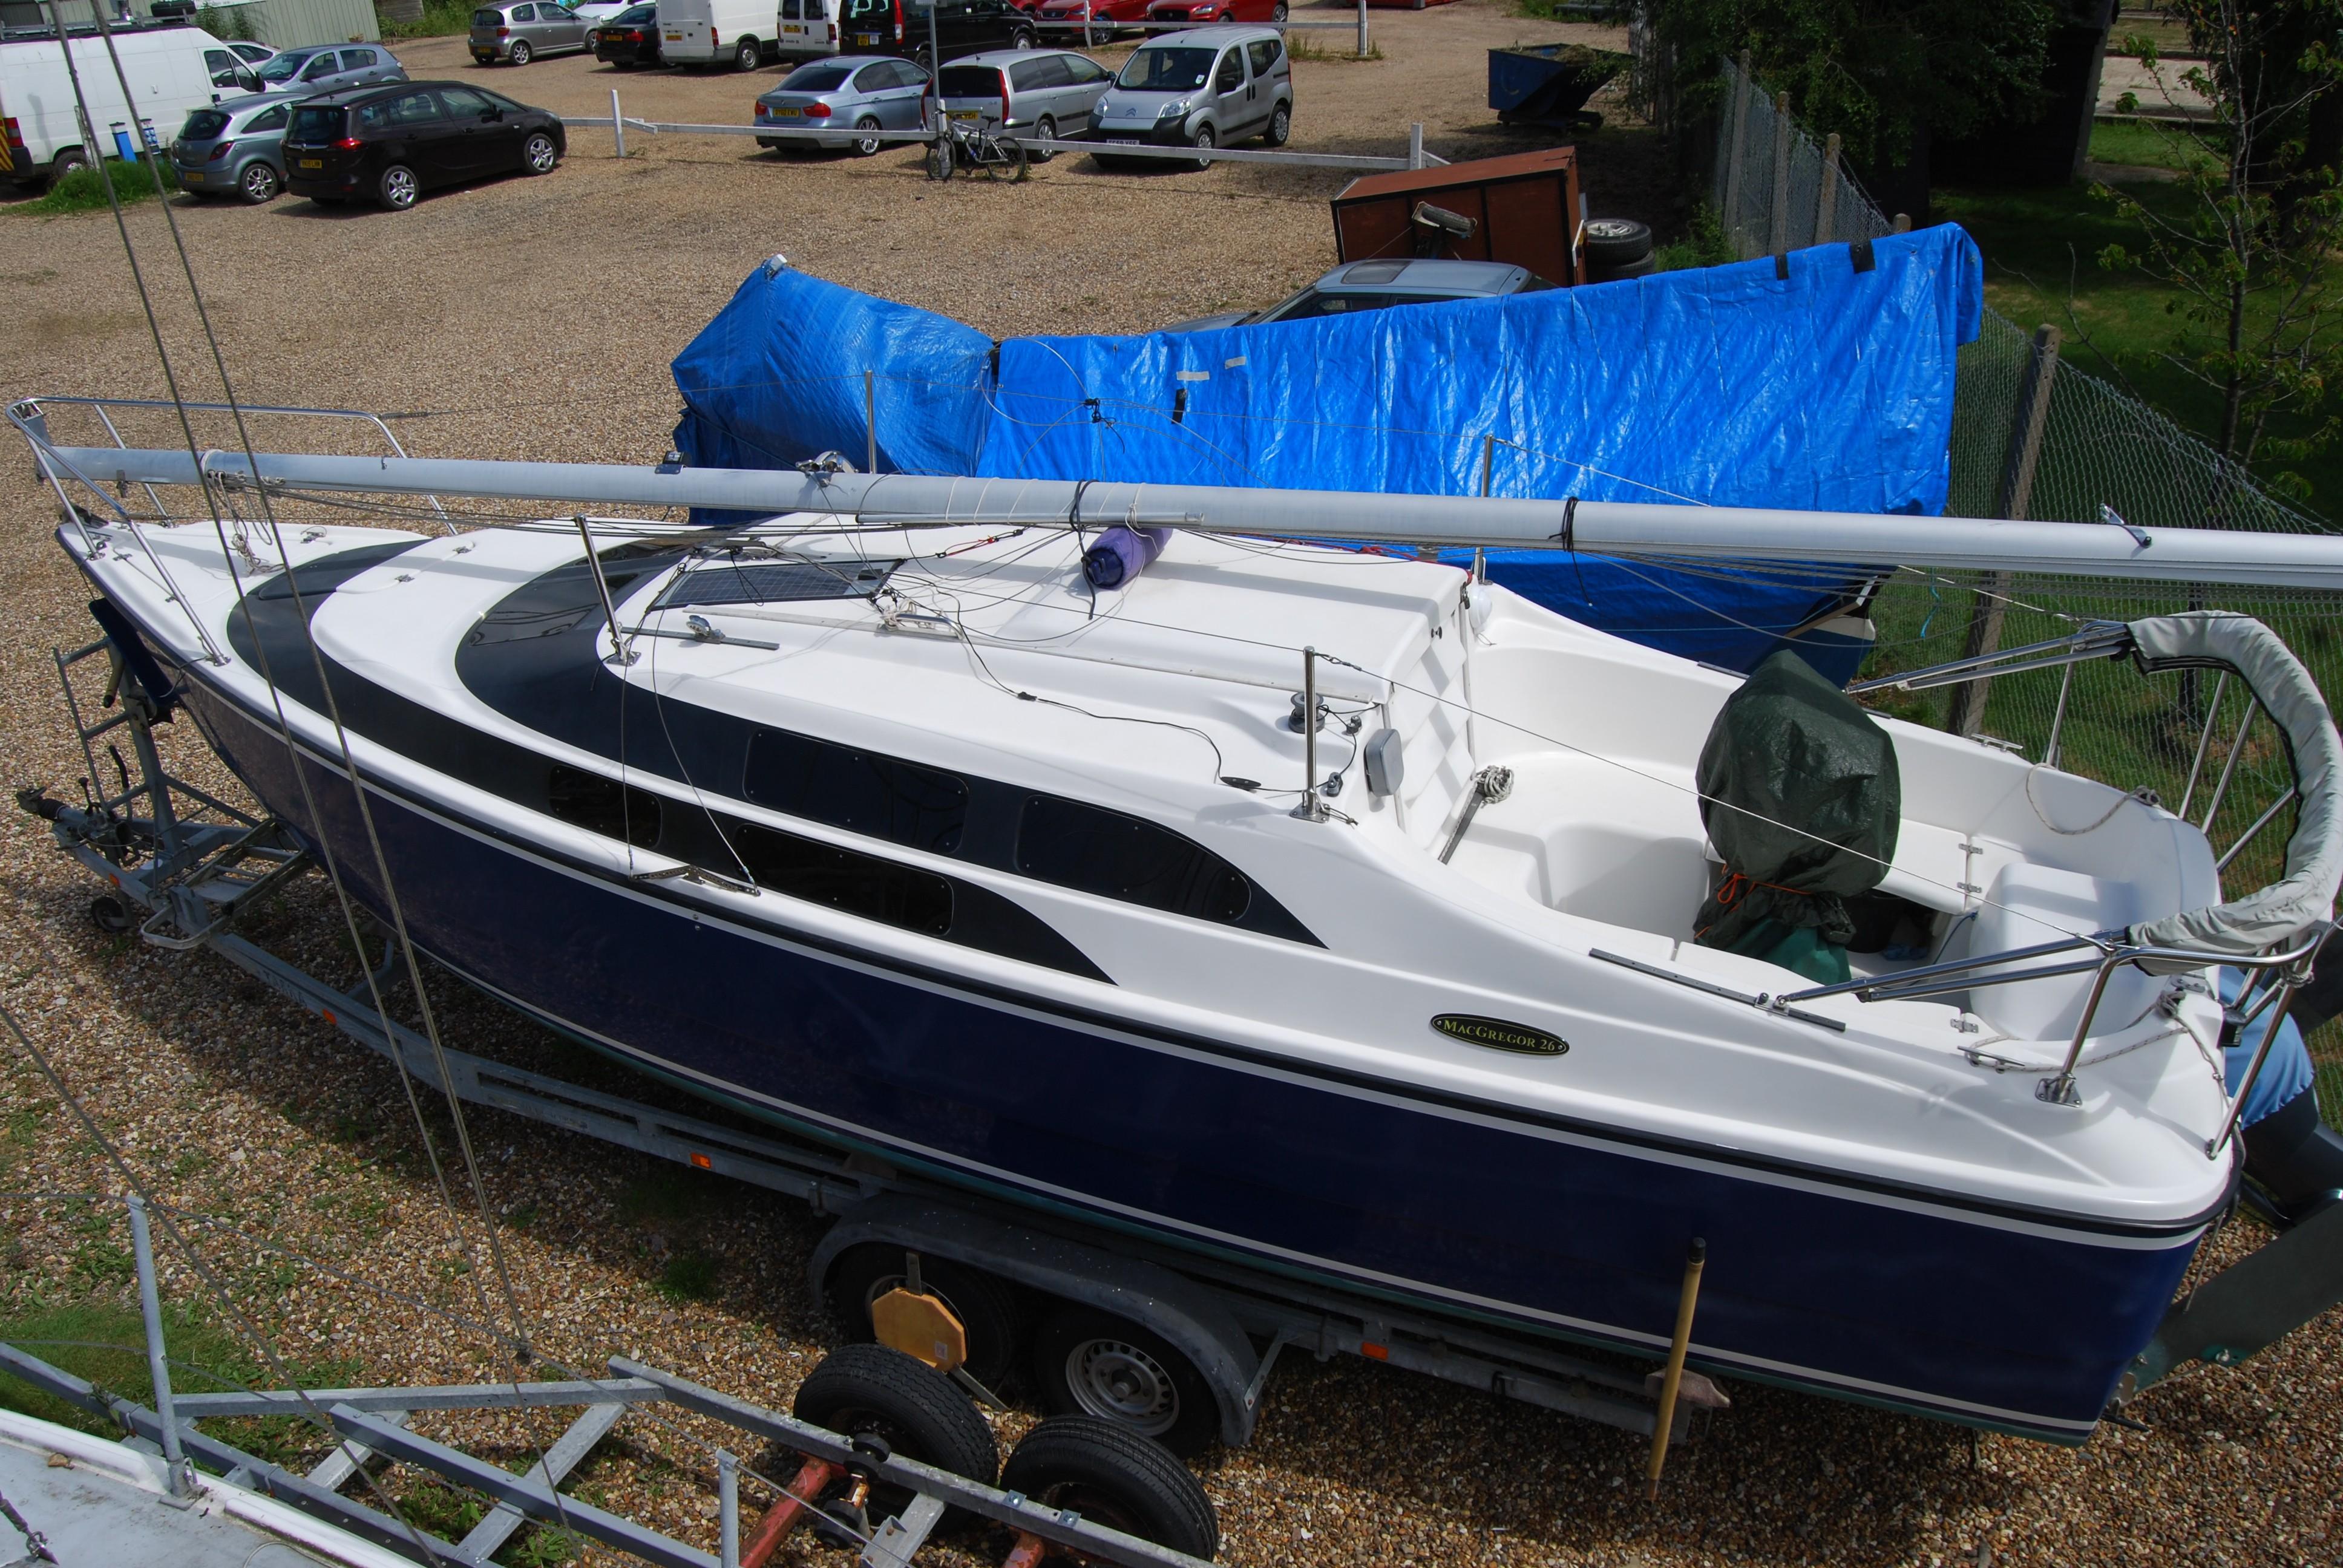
1360,1341,1389,1360
690,1152,712,1169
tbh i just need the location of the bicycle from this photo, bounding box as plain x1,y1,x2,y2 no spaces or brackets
926,115,1029,183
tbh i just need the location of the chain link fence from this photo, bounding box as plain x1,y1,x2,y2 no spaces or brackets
1706,54,2343,1108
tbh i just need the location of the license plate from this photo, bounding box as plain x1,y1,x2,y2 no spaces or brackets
772,106,800,116
182,170,203,182
855,31,877,42
299,158,323,169
784,23,802,31
664,29,681,38
949,109,980,121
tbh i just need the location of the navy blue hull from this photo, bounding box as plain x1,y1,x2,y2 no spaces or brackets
175,666,2197,1442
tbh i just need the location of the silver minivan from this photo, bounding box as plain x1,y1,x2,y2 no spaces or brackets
471,2,595,66
937,48,1112,154
1087,25,1289,168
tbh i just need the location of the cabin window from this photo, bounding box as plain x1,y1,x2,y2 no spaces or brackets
732,823,954,936
546,764,661,848
742,730,968,854
1014,795,1252,924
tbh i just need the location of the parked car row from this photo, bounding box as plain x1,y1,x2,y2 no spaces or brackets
753,26,1289,166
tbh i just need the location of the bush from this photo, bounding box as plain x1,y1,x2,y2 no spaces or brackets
196,4,258,42
381,0,480,39
16,155,178,217
1653,203,1735,271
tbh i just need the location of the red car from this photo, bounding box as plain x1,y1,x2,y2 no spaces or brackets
1035,0,1154,36
1145,0,1288,24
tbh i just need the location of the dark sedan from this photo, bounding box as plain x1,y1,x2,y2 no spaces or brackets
284,81,565,211
594,1,662,65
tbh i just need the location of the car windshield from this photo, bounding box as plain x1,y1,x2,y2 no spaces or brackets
781,64,853,90
1116,47,1212,91
1259,290,1424,324
254,50,316,82
180,109,230,141
287,104,345,142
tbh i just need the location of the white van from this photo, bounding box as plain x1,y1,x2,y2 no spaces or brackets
658,0,781,70
1,21,252,187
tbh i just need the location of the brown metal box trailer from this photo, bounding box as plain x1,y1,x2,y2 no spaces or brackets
1329,147,1586,285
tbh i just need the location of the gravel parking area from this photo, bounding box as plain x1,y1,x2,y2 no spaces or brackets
2,3,2339,1564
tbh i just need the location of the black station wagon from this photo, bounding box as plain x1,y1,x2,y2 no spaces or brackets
283,81,566,212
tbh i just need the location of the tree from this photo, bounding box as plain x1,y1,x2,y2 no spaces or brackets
1642,0,2056,168
2099,1,2343,498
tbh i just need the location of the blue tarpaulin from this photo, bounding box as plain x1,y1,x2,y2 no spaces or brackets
673,228,1984,676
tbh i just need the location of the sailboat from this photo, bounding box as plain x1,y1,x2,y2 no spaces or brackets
16,417,2341,1445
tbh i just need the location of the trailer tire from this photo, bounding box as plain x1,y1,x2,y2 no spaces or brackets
1032,1305,1219,1457
1002,1416,1219,1558
825,1244,1023,1390
1581,217,1652,267
793,1344,1000,1492
90,894,134,934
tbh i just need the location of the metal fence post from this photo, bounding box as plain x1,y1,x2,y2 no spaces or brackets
611,88,626,159
1815,132,1840,244
864,370,878,474
126,1195,192,1500
1355,0,1368,59
1722,52,1752,252
1768,91,1790,257
1946,324,2062,737
718,1450,739,1567
1408,122,1425,169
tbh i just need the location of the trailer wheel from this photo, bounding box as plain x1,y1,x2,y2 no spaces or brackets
89,894,134,935
793,1344,1000,1503
1032,1305,1219,1457
825,1244,1023,1390
1002,1416,1219,1559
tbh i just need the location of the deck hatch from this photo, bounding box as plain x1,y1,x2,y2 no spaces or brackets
656,559,900,610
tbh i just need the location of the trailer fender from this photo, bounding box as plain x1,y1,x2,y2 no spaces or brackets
811,1194,1264,1446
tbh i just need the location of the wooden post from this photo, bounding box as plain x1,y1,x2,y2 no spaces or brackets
1946,325,2062,737
1768,91,1791,257
1723,51,1752,254
1645,1238,1707,1499
1815,132,1840,244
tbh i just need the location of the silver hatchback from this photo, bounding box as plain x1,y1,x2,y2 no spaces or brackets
755,55,933,155
471,2,594,66
171,91,307,204
1089,24,1290,167
937,47,1111,155
249,44,408,96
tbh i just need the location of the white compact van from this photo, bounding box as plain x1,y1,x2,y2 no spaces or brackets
1,22,252,186
658,0,782,70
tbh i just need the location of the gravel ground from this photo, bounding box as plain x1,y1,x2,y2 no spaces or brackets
2,5,2339,1565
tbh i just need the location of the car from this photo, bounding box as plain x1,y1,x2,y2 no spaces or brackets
249,43,407,94
169,90,306,203
1033,0,1152,39
470,2,594,67
779,0,843,59
283,80,565,211
1088,25,1289,168
1162,258,1558,332
594,2,664,65
837,0,1036,68
755,54,931,154
1144,0,1286,23
937,47,1109,155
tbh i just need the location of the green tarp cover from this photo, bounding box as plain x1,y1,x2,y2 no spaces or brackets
1694,651,1902,984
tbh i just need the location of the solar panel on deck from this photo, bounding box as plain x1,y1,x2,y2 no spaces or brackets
657,560,898,610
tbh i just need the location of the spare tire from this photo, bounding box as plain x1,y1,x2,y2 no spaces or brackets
1593,252,1657,283
1581,217,1653,267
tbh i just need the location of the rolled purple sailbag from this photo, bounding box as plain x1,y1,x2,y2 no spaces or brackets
1082,526,1173,590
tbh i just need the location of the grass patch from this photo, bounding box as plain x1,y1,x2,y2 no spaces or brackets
15,156,177,217
1930,177,2343,514
1655,203,1735,272
384,0,482,39
615,1168,716,1227
655,1252,719,1302
1285,34,1384,64
2087,117,2224,175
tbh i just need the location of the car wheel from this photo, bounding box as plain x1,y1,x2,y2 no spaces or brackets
523,130,559,174
734,36,760,70
48,146,88,186
913,43,932,71
1030,113,1056,162
237,160,280,203
1581,217,1654,268
1188,121,1214,172
378,163,419,210
1273,0,1287,16
1011,27,1035,48
851,115,883,157
1263,101,1289,147
509,39,532,66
